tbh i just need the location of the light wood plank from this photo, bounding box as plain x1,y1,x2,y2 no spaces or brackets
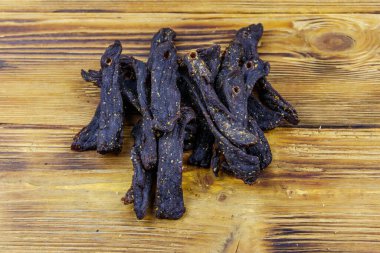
0,0,379,14
1,126,380,252
0,13,379,127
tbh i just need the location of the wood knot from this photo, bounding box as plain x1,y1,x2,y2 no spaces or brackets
314,33,354,52
217,192,227,202
194,172,214,191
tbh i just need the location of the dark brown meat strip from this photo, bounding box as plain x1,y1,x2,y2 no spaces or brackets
183,120,198,151
80,56,140,112
129,121,155,219
247,95,283,131
247,117,272,169
187,45,220,167
188,118,214,168
235,23,263,62
216,23,269,127
148,28,180,133
255,78,299,125
97,40,124,154
155,107,195,219
122,57,158,170
71,104,100,151
72,42,125,153
81,69,101,87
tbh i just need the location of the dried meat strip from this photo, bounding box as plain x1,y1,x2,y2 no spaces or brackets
247,95,283,130
235,23,263,62
247,117,272,169
129,121,155,219
71,104,100,151
97,40,125,154
81,69,102,87
122,59,158,218
148,28,180,133
72,41,125,153
255,78,299,125
234,24,299,128
216,24,269,126
183,120,197,151
187,45,220,167
121,56,157,171
155,107,195,219
188,118,214,168
219,25,273,169
80,56,140,112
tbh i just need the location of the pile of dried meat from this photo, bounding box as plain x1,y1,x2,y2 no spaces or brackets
71,24,299,220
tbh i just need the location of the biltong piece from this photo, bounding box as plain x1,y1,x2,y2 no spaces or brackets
80,55,141,112
247,117,272,169
121,56,157,170
81,69,101,87
128,121,155,219
155,107,195,219
255,78,299,125
97,40,125,154
216,23,269,125
234,23,299,129
123,56,158,219
235,23,263,62
183,120,198,151
71,104,100,151
186,45,220,168
188,119,214,168
148,28,181,133
248,95,283,131
72,41,126,154
215,26,272,171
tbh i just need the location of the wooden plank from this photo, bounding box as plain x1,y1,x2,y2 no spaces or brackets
0,3,379,252
0,13,379,127
0,0,379,14
1,125,380,252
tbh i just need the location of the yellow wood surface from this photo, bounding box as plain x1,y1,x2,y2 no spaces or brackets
1,1,380,252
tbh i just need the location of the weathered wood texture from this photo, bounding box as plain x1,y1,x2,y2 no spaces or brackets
1,13,380,127
1,2,380,252
0,0,380,14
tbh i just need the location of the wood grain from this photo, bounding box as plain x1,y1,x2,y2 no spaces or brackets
1,125,380,252
1,14,379,127
1,1,380,252
0,0,379,14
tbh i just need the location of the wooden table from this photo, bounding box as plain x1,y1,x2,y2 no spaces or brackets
1,1,380,252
